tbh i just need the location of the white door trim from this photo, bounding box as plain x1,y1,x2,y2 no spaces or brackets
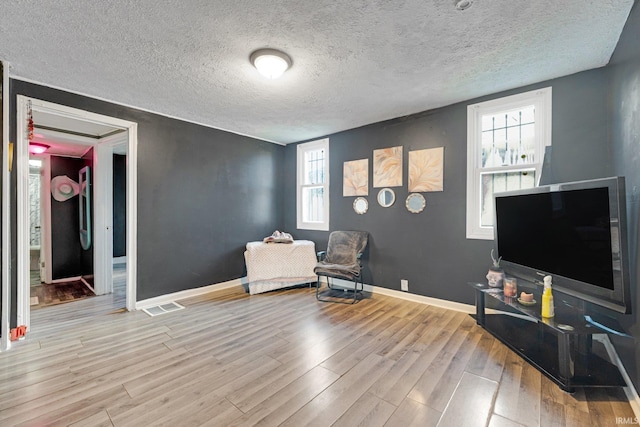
40,155,52,284
1,61,10,351
93,132,127,296
125,124,137,311
15,95,138,331
28,154,51,284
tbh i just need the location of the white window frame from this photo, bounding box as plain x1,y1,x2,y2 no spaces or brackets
297,138,330,231
466,87,552,240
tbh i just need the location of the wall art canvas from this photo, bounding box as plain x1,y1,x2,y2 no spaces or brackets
373,146,403,187
408,147,444,192
343,159,369,196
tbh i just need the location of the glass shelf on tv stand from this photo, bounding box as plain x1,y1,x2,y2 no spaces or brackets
471,282,606,335
469,282,626,392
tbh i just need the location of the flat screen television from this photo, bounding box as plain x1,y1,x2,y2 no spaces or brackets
494,176,631,314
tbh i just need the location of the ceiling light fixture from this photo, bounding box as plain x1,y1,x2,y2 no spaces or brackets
250,49,292,79
455,0,474,10
29,142,49,154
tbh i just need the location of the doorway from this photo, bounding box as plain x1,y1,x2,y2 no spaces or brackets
14,96,138,336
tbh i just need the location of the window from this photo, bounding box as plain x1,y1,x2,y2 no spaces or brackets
297,138,329,231
466,88,552,240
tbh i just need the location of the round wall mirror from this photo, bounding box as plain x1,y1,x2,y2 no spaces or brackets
406,193,426,213
377,188,395,207
353,197,368,214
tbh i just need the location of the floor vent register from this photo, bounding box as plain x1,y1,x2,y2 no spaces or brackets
142,301,185,317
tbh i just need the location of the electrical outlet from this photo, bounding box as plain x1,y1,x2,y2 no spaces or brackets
401,279,409,292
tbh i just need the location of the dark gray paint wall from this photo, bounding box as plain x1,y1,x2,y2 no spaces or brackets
50,156,83,279
285,70,612,306
136,110,284,300
113,154,126,257
608,0,640,394
9,80,284,306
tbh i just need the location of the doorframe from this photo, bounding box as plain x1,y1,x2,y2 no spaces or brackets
1,61,10,351
28,154,51,284
15,95,138,332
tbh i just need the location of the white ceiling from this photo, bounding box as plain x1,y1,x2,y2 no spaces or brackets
1,1,634,144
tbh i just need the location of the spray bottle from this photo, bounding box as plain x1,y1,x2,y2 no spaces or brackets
541,275,555,318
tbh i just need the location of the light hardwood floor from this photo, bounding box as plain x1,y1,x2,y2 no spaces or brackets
0,283,635,426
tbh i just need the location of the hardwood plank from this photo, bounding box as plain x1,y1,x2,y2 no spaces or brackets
488,413,527,427
121,352,218,398
5,385,130,427
0,344,174,421
539,374,591,427
320,314,407,375
464,329,508,382
226,366,340,427
493,350,542,427
110,354,282,425
384,397,441,427
273,309,393,367
369,311,462,406
331,391,396,427
68,410,114,427
150,396,242,427
0,347,80,381
71,332,174,371
607,386,638,421
226,355,329,412
375,306,433,360
280,353,395,427
585,388,628,427
407,317,483,412
0,364,71,396
436,372,498,427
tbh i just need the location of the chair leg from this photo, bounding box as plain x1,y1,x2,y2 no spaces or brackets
350,275,364,304
316,276,360,304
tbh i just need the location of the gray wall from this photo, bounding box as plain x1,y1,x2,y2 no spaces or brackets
113,154,126,258
50,156,84,279
609,0,640,395
9,79,285,307
284,70,612,305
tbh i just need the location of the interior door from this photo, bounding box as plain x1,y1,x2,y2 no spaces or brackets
38,155,52,283
93,134,127,295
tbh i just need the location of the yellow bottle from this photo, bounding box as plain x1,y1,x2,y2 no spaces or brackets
541,275,555,318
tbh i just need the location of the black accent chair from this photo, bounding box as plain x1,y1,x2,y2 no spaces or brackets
314,231,368,304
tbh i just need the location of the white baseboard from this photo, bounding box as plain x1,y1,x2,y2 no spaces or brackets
135,277,246,310
319,276,477,314
367,284,477,314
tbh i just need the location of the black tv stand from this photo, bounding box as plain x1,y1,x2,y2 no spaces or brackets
470,282,626,392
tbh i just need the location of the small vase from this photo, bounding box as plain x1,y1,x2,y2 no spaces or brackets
486,268,505,288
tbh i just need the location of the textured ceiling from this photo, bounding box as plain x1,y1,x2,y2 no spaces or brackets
0,1,634,144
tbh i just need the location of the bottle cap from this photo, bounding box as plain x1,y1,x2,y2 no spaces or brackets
543,275,552,288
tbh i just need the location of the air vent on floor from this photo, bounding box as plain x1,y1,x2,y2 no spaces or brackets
142,301,185,317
